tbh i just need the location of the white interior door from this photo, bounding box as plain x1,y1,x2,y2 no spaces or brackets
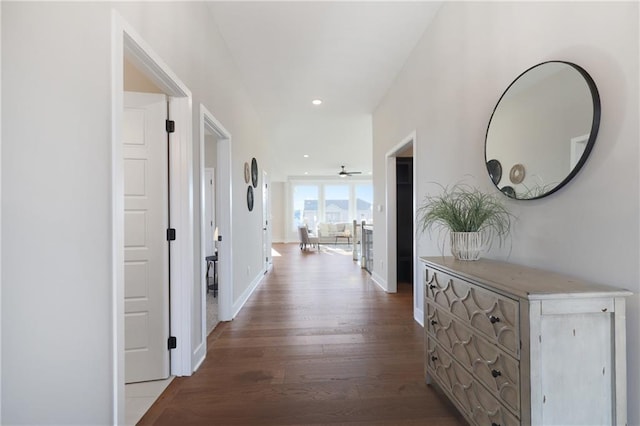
123,91,170,383
262,172,269,271
204,168,216,257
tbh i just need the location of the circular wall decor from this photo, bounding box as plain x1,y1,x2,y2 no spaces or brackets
251,157,258,188
244,162,250,183
509,164,525,184
247,185,254,211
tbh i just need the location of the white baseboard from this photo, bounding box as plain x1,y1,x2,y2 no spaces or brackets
371,272,387,292
231,272,265,319
414,308,424,327
192,345,206,372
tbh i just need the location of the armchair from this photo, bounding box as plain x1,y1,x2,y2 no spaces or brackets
298,226,319,251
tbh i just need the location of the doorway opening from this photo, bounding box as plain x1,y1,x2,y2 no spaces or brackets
112,13,195,424
396,155,413,296
384,132,419,323
199,104,233,359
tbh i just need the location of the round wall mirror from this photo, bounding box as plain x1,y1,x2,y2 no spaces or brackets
485,61,600,200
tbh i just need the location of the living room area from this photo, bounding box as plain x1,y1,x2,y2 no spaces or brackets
270,179,373,253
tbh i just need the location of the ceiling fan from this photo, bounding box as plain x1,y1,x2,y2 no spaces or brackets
338,165,362,177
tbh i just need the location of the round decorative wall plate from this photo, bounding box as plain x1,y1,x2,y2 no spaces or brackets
244,162,250,183
247,185,254,211
509,164,525,184
251,157,258,188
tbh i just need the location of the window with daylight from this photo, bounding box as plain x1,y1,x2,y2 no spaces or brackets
290,181,373,232
355,184,373,223
292,185,319,231
324,185,350,224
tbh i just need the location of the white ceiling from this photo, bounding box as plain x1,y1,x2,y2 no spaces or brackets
208,2,442,181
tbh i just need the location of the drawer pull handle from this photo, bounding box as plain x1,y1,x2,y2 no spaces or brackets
428,284,436,290
431,356,438,362
489,315,501,324
491,369,502,378
491,423,501,426
430,320,438,326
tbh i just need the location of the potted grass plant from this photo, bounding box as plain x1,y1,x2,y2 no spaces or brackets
416,183,514,260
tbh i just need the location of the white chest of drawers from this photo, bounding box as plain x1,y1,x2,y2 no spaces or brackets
421,257,631,426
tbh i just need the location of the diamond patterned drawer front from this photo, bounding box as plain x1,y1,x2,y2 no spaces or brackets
426,303,520,414
426,267,520,358
421,257,631,426
427,337,520,426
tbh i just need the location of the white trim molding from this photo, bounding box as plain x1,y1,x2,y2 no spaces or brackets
384,131,416,295
195,104,233,369
371,272,387,292
202,108,233,323
111,11,194,423
168,97,194,378
383,131,420,324
232,272,266,319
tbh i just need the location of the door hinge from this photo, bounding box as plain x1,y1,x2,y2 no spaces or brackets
167,228,176,241
168,336,177,350
166,120,175,133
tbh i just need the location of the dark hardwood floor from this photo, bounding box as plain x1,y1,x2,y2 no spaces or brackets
139,243,465,425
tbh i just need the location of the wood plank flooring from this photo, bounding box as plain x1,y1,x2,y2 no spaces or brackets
139,243,465,425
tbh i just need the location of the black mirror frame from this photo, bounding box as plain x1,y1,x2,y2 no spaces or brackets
484,60,601,200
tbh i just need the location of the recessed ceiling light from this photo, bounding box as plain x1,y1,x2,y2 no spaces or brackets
312,99,322,106
303,154,309,158
304,172,308,175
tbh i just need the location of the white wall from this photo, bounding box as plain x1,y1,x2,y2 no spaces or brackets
270,182,286,243
204,134,217,169
372,2,639,423
1,2,268,424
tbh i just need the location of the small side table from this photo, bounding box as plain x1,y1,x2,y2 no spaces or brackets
205,253,218,297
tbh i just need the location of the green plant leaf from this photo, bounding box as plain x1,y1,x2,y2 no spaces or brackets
416,183,514,249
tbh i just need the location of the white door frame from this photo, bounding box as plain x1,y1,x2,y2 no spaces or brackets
196,105,233,367
384,132,417,306
111,12,194,424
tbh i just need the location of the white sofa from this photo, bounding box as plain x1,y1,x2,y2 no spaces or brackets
315,222,359,244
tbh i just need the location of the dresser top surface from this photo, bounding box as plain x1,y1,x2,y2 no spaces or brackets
420,256,632,299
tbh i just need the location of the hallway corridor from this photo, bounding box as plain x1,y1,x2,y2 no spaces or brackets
139,243,464,425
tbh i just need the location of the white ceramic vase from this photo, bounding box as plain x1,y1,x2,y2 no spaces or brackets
450,231,484,261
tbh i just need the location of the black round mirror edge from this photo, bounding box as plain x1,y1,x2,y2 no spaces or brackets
484,60,601,201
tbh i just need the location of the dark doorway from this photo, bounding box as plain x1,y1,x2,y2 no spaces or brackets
396,157,413,284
